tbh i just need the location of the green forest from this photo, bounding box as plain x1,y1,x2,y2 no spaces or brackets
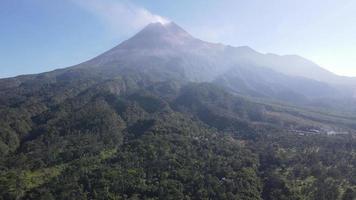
0,71,355,200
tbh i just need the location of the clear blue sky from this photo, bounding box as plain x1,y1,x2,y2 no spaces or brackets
1,0,356,78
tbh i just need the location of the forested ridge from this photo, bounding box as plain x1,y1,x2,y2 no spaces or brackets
0,71,355,199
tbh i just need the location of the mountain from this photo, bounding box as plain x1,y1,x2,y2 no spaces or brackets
3,22,354,100
0,22,355,200
78,23,353,99
1,22,355,135
65,22,352,110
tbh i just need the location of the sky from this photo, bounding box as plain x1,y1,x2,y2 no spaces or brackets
1,0,356,78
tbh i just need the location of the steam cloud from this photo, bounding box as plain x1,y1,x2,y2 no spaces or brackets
72,0,169,34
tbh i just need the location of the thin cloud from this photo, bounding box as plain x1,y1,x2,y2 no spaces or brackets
72,0,169,35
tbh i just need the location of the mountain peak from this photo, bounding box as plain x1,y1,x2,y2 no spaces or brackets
118,22,194,50
140,22,190,36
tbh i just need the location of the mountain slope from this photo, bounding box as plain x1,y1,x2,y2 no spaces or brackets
262,53,356,86
72,22,355,103
1,78,355,199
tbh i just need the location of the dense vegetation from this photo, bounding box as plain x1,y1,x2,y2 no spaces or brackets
0,70,355,200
